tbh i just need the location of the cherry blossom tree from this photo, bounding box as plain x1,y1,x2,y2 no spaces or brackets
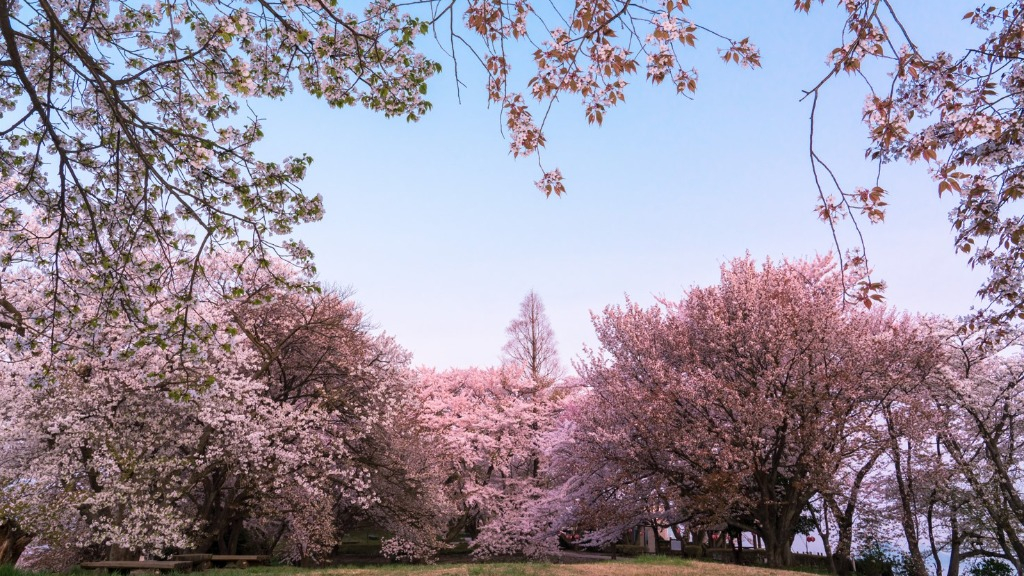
788,322,1024,576
0,209,433,564
0,249,295,560
932,328,1024,573
416,364,563,557
807,312,953,576
549,376,693,551
357,394,456,563
875,376,949,576
569,255,945,568
831,323,1024,576
177,280,423,561
399,296,571,559
239,291,453,562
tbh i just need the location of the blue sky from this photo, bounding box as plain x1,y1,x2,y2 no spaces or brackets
254,1,984,371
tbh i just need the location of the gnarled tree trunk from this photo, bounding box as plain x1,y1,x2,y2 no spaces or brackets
0,520,32,566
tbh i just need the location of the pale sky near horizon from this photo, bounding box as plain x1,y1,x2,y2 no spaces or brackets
254,1,986,372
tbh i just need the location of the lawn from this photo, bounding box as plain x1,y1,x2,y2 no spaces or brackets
177,558,816,576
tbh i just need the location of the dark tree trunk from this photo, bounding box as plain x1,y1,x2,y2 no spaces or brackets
227,518,243,554
0,520,32,566
817,520,838,575
946,515,961,576
887,425,929,576
826,450,882,576
761,529,794,568
751,478,808,568
830,495,862,575
107,544,138,561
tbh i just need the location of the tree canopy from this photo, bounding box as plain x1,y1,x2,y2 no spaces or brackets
3,0,1024,336
5,1,1024,571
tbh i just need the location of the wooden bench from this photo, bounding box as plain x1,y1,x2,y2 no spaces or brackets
210,555,271,568
80,560,192,574
171,554,213,570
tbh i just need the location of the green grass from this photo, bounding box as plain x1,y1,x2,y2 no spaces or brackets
0,564,87,576
1,555,831,576
0,565,24,576
463,564,557,576
629,556,693,566
211,557,727,576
